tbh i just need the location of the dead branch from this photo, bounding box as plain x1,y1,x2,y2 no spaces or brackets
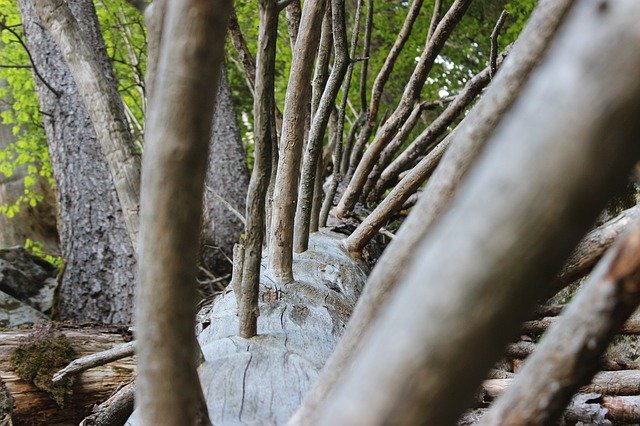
490,10,508,79
53,341,135,384
80,381,135,426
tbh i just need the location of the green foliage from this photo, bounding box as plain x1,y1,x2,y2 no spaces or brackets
0,0,53,216
94,0,147,144
227,0,535,155
24,238,63,268
0,0,146,223
9,322,77,406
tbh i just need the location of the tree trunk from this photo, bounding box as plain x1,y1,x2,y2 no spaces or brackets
201,69,250,276
18,0,137,324
134,0,231,423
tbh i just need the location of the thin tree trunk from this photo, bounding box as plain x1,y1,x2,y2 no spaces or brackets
312,1,640,423
346,62,498,252
294,0,348,253
267,0,327,282
135,0,231,423
345,0,425,177
372,60,497,199
19,0,137,323
239,0,278,339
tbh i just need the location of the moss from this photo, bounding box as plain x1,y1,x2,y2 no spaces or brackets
9,322,77,407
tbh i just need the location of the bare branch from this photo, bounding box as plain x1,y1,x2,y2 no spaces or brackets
490,10,508,79
0,20,60,97
337,0,473,218
228,8,256,91
53,341,135,384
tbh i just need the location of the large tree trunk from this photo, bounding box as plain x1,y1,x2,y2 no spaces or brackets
18,0,137,324
201,69,250,276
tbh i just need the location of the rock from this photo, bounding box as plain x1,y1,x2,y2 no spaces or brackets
0,247,58,315
0,291,48,328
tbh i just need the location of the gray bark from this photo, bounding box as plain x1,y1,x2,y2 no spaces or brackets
18,0,137,324
198,232,366,424
31,0,142,247
311,0,640,423
267,0,327,282
201,69,250,275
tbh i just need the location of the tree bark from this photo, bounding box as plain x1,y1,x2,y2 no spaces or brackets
18,0,137,324
30,0,142,248
201,69,250,276
310,1,640,423
267,0,327,282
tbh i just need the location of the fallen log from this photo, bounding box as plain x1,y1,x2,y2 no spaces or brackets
461,394,640,425
478,370,640,405
523,317,640,335
0,324,135,425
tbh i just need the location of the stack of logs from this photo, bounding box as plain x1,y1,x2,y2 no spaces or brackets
462,305,640,424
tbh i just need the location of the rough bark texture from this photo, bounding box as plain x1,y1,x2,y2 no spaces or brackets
0,326,134,426
19,0,137,324
293,0,577,418
135,0,231,423
201,69,250,275
311,0,640,423
31,0,142,247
